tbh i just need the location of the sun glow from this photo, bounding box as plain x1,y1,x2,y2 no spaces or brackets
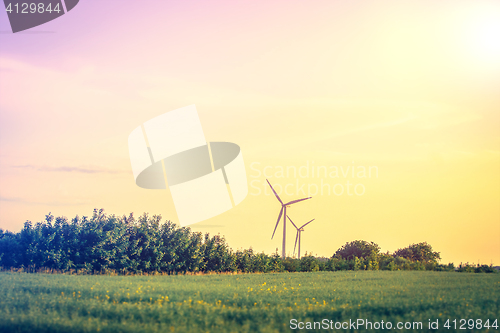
471,17,500,58
462,6,500,66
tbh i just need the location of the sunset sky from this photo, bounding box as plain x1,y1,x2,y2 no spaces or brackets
0,0,499,265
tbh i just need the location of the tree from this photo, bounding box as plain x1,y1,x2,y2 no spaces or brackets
334,240,380,261
394,242,440,263
201,233,232,272
1,209,454,274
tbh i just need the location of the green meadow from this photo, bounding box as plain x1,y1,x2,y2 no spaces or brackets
0,271,498,332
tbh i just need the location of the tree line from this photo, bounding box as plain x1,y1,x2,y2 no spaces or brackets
0,209,495,274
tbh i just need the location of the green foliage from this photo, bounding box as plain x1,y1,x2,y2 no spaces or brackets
0,210,493,275
457,263,497,273
333,240,380,261
434,263,455,272
394,242,441,263
0,209,235,274
0,210,287,275
378,252,395,270
299,254,320,272
281,257,300,272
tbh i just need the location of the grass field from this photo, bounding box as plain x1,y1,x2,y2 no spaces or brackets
0,271,498,332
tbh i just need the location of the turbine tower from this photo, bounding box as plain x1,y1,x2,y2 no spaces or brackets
288,216,315,259
267,179,311,259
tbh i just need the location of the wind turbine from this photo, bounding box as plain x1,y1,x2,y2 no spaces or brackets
288,216,315,259
267,179,311,259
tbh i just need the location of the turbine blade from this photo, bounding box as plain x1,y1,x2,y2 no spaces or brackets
287,216,299,230
293,231,299,256
271,207,283,239
266,179,283,205
300,219,315,229
285,197,312,206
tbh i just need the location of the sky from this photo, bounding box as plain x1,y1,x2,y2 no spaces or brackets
0,0,499,265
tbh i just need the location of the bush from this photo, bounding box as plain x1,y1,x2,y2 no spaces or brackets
1,211,487,275
334,240,380,261
282,257,300,272
475,265,496,273
457,263,475,273
434,263,455,272
394,242,441,263
326,257,350,271
379,253,396,271
299,254,320,272
394,256,412,270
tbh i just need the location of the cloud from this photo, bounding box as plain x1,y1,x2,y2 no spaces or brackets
0,195,90,206
13,164,128,174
